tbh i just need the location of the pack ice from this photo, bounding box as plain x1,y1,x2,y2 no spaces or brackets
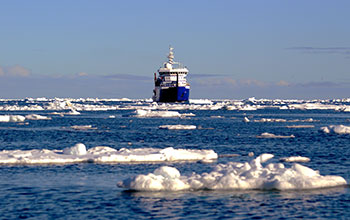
118,154,347,191
0,143,218,164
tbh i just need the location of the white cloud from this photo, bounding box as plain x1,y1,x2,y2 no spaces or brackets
0,65,31,77
276,80,290,86
77,72,88,77
0,67,4,76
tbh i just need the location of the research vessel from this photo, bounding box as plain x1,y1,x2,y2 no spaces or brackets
152,47,190,102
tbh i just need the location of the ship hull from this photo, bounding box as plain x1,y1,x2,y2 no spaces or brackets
154,86,190,102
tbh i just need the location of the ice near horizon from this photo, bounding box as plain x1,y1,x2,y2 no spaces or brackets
0,143,218,164
1,97,350,112
118,154,347,191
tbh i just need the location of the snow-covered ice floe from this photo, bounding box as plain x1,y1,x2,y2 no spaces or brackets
286,125,315,128
252,118,316,123
25,114,51,120
320,125,350,134
280,156,311,162
0,144,218,164
0,114,51,122
70,125,96,130
117,154,347,191
159,125,196,130
134,109,181,118
0,115,26,122
256,132,295,138
189,99,213,105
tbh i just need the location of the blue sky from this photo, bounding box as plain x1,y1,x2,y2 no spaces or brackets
1,0,349,99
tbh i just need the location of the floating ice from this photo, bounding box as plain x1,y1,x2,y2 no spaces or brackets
118,154,347,191
134,109,181,118
1,98,350,113
63,143,87,155
189,99,213,105
286,125,315,128
159,125,196,130
280,156,310,162
70,125,96,130
0,145,217,164
0,115,26,122
66,109,81,115
25,114,51,120
256,132,295,138
243,117,250,122
211,116,224,118
320,125,350,134
254,118,287,122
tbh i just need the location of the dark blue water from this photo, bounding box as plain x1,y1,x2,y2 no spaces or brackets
0,102,350,219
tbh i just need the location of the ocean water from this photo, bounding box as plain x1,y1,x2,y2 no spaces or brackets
0,99,350,219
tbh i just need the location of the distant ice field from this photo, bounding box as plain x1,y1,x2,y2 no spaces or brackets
0,98,349,219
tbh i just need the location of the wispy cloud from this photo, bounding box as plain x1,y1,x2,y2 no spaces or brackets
189,73,226,78
0,65,31,77
103,74,150,81
192,76,269,88
287,47,350,57
295,81,350,88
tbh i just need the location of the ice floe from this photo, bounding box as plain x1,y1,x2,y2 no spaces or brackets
0,115,26,122
280,156,311,162
252,118,316,123
0,114,51,122
117,154,347,191
134,109,181,118
70,125,96,130
0,144,218,164
254,118,287,122
256,132,295,138
159,125,197,130
286,125,315,128
320,125,350,134
25,114,51,120
189,99,213,105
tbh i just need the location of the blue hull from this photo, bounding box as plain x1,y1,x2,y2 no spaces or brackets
158,87,190,102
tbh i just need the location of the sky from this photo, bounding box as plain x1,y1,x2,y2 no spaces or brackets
0,0,350,99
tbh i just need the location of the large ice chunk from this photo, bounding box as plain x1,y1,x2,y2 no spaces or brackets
0,115,26,122
320,125,350,134
63,143,87,155
118,154,347,191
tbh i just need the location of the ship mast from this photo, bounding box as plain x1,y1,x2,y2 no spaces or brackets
167,47,174,64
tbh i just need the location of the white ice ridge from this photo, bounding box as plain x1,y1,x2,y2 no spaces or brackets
159,125,196,130
320,125,350,134
117,154,347,191
0,144,218,164
256,132,295,138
